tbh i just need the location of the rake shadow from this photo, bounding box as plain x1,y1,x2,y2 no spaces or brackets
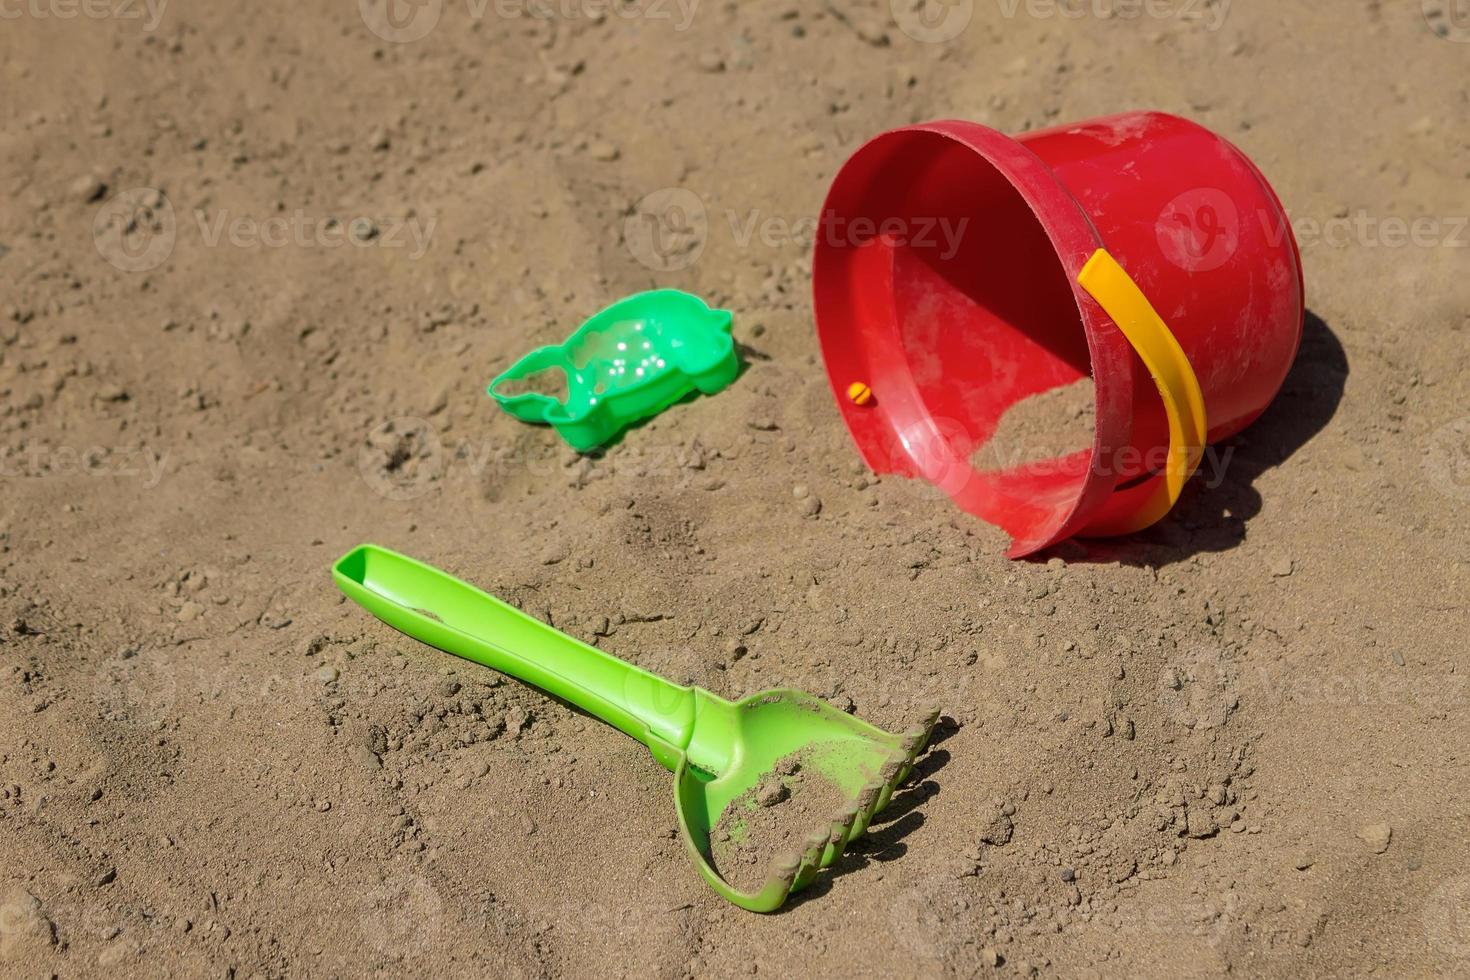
781,745,953,909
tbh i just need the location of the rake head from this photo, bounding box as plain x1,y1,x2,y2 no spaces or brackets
672,690,939,912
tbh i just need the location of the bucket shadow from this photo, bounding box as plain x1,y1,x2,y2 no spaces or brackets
1071,310,1348,566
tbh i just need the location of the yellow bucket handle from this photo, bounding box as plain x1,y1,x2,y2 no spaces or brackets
1076,249,1208,535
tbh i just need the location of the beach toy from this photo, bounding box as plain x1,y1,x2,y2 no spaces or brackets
813,112,1305,557
333,544,938,913
489,289,738,451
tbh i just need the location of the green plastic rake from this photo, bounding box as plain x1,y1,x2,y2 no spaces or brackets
333,544,937,912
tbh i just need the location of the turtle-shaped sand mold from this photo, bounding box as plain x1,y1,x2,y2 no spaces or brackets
489,290,738,452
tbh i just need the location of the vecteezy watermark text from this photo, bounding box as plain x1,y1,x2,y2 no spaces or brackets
0,0,167,30
194,209,436,260
894,0,1231,44
727,211,970,259
358,0,699,44
996,0,1230,29
0,445,169,488
974,440,1237,491
625,187,971,272
93,188,438,272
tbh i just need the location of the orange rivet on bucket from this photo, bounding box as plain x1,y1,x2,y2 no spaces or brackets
848,381,873,405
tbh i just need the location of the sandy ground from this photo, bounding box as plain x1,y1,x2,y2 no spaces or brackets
2,0,1469,976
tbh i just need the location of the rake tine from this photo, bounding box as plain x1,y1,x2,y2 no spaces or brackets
893,711,941,786
821,805,862,867
768,851,802,889
851,780,885,837
914,708,941,743
875,756,905,812
742,851,801,912
902,710,941,762
804,827,829,863
792,828,829,891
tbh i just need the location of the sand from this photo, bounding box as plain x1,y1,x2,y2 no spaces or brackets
973,377,1096,471
709,751,851,894
1,3,1468,977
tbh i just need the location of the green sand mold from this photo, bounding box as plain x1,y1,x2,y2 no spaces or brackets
489,289,738,452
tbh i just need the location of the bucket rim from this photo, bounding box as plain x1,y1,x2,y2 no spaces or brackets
813,119,1138,557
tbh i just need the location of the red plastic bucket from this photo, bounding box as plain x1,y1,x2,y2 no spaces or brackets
813,111,1305,557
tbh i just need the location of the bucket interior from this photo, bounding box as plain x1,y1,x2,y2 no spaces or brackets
827,131,1106,545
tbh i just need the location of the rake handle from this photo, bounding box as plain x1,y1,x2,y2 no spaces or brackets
332,545,695,769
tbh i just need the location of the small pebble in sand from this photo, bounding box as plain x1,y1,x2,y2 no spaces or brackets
978,803,1014,846
72,173,107,202
588,141,620,162
1358,822,1392,854
1185,809,1217,839
316,666,339,683
756,780,789,808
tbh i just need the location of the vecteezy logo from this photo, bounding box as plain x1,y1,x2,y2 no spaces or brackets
1157,648,1239,730
93,188,177,273
1423,416,1470,502
894,414,977,498
1424,0,1470,42
358,416,446,501
360,874,442,958
1425,878,1470,960
624,187,708,272
1156,188,1240,273
95,650,179,727
358,0,443,43
889,875,969,959
1125,890,1242,949
890,0,974,43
